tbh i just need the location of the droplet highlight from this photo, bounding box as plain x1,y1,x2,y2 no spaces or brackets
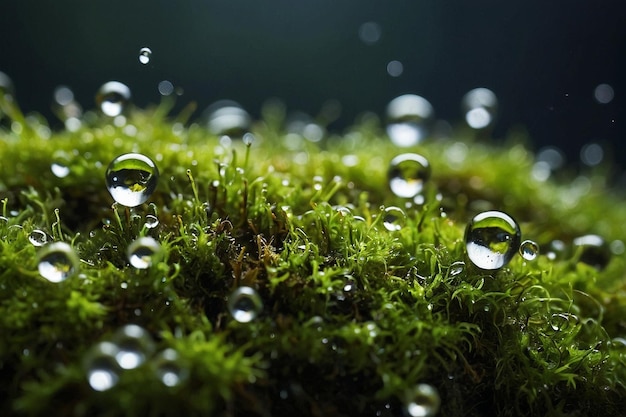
37,242,79,282
462,88,497,129
465,211,521,270
127,236,162,269
382,206,406,231
153,348,188,387
83,342,121,392
28,230,48,247
388,153,431,198
386,94,434,147
573,234,611,270
228,286,263,323
138,47,152,65
519,240,539,261
95,81,131,117
105,153,159,207
405,383,441,417
111,324,155,370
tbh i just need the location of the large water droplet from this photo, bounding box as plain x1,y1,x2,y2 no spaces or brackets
127,236,162,269
83,341,121,392
96,81,131,117
573,234,610,270
405,383,441,417
105,153,159,207
388,153,431,198
28,230,48,247
462,88,498,129
382,206,406,231
205,100,251,137
228,286,263,323
111,324,155,370
37,242,79,282
386,94,434,147
519,240,540,261
465,211,521,270
138,47,152,64
153,348,188,387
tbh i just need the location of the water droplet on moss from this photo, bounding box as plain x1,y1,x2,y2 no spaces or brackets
127,236,162,269
465,211,521,270
206,100,251,137
51,162,70,178
28,230,48,247
228,286,263,323
386,94,434,147
519,240,540,261
111,324,155,370
96,81,131,117
388,153,431,198
37,242,79,282
153,348,188,387
84,341,121,392
144,214,159,229
405,383,440,417
572,234,610,269
382,206,406,231
550,313,579,332
138,47,152,64
449,261,465,277
105,153,159,207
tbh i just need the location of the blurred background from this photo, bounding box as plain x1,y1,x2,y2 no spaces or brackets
1,0,624,169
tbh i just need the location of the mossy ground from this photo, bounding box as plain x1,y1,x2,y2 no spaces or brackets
1,95,625,416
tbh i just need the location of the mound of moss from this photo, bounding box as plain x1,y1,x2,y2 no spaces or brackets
1,94,625,417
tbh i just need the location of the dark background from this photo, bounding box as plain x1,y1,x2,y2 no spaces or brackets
1,1,624,168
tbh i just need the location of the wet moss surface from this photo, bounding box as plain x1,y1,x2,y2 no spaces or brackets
1,95,625,417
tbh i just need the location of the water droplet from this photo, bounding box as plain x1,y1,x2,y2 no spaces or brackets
105,153,159,207
83,341,121,392
386,60,404,77
462,88,497,129
228,286,263,323
519,240,540,261
594,83,614,104
388,153,431,198
580,143,604,167
51,162,70,178
358,21,381,45
382,206,406,231
242,132,256,146
573,234,610,270
144,214,159,229
95,81,131,117
53,85,74,106
111,324,155,370
138,47,152,64
405,383,441,417
550,313,579,332
127,236,162,269
448,261,465,277
386,94,434,147
28,230,48,247
205,100,251,137
153,348,188,387
0,70,15,98
465,211,521,270
158,80,174,96
37,242,79,282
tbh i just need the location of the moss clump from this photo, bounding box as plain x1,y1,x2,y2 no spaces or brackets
1,94,625,417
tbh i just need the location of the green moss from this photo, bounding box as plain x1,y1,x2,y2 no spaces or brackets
1,94,625,416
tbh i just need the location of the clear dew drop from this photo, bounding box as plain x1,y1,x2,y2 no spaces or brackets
465,211,521,270
573,234,611,270
382,206,406,231
95,81,131,117
228,286,263,323
449,261,465,277
144,214,159,229
127,236,162,269
105,153,159,207
83,341,121,392
28,229,48,247
205,100,251,137
153,348,188,387
138,47,152,64
405,383,441,417
386,94,434,147
111,324,155,370
519,240,540,261
388,153,431,198
37,242,79,283
462,87,498,129
51,162,70,178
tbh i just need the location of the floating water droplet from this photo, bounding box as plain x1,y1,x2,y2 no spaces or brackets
358,21,382,45
388,153,431,198
153,348,188,387
405,383,441,417
386,94,434,147
158,80,174,96
144,214,159,229
205,100,251,137
105,153,159,207
386,60,404,77
28,230,48,247
127,236,162,269
462,88,497,129
519,240,540,261
594,83,614,104
53,85,74,106
37,242,79,282
95,81,131,117
465,211,521,270
228,286,263,323
449,261,465,277
84,341,121,392
382,206,406,231
111,324,155,370
138,47,152,64
51,162,70,178
580,143,604,167
573,234,610,270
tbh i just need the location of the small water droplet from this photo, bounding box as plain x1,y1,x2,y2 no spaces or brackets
111,324,155,370
382,206,406,231
37,242,79,282
144,214,159,229
405,383,441,417
205,100,251,137
153,348,188,387
388,153,431,198
51,162,70,178
83,341,121,392
95,81,131,117
358,21,382,45
386,94,434,147
138,47,152,64
127,236,162,269
105,153,159,207
158,80,174,96
462,88,498,129
550,313,579,332
448,261,465,277
28,230,48,247
465,211,521,270
242,132,256,146
228,286,263,323
573,234,610,270
386,60,404,77
519,240,540,261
